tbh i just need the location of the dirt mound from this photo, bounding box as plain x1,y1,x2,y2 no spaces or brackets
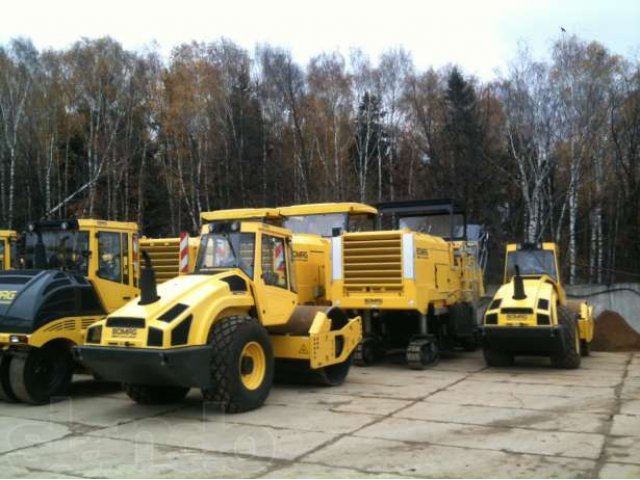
591,310,640,352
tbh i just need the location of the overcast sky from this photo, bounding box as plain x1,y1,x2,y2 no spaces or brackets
1,0,638,79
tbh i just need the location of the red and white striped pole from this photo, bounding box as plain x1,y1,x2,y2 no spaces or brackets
179,232,190,274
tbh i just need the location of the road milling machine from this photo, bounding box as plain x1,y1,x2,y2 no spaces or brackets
0,219,139,404
320,199,486,369
481,242,594,368
75,219,362,412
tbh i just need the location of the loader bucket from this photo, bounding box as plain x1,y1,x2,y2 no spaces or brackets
268,305,362,386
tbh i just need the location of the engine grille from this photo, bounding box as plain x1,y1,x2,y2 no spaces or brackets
342,232,403,293
139,239,181,283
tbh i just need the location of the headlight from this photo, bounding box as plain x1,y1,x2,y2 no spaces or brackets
9,335,28,344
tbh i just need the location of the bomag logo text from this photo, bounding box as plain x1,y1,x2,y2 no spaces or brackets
0,290,17,301
112,327,137,338
293,250,308,261
364,298,383,305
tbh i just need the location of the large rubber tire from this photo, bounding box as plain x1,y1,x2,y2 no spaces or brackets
124,384,189,404
9,345,75,405
550,307,581,369
483,347,514,367
202,316,274,413
0,353,18,402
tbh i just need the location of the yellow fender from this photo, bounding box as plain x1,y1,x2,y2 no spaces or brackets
270,306,362,369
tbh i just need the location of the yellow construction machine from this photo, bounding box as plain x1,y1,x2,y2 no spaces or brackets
75,219,362,412
0,219,139,403
331,199,485,369
481,242,594,368
275,200,485,369
0,230,17,270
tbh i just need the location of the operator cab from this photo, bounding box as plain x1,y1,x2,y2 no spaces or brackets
196,209,290,285
196,220,296,292
504,243,559,282
20,219,90,273
279,203,377,238
377,199,467,241
196,221,258,279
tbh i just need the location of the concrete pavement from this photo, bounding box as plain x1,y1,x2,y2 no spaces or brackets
0,351,638,478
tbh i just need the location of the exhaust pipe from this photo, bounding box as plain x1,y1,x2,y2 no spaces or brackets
138,251,159,305
512,265,527,300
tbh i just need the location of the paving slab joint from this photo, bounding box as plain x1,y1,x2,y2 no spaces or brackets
590,352,633,478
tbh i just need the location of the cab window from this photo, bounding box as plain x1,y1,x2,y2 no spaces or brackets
261,234,288,288
505,250,557,281
0,240,4,270
98,232,122,282
348,213,375,232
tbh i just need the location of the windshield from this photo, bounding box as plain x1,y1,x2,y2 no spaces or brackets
22,230,90,274
283,213,376,237
348,213,375,233
505,250,557,281
398,213,465,240
196,232,255,277
284,213,348,237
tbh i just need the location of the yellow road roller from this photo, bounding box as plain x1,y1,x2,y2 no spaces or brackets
0,219,139,404
75,220,361,412
481,242,594,368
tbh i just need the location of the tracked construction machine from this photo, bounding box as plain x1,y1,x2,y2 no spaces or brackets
75,217,362,412
329,199,485,369
277,200,485,369
481,242,594,368
0,219,139,403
